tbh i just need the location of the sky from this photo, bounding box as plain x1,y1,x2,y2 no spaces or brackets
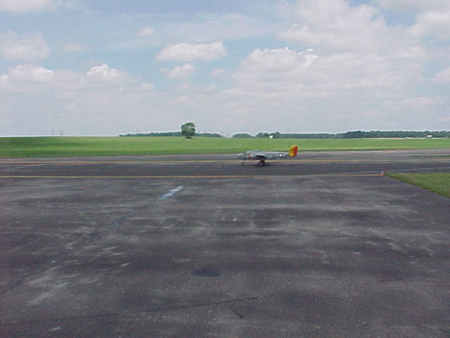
1,0,450,136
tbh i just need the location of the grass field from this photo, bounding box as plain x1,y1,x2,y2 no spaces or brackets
1,137,450,158
388,173,450,198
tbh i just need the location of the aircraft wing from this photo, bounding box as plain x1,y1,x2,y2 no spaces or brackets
254,153,268,160
244,151,287,160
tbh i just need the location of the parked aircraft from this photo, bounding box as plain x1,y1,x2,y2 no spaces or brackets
238,145,298,166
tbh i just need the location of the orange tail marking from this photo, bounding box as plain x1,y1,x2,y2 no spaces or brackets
289,145,298,157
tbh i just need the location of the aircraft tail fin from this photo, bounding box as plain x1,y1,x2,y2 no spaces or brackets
289,145,298,157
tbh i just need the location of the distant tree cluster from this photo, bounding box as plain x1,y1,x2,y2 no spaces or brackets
254,132,281,139
121,132,224,138
121,122,223,138
121,132,182,137
232,133,253,139
340,130,450,138
232,131,450,139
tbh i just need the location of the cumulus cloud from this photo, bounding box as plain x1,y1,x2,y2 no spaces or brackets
163,64,196,81
271,0,430,98
0,0,51,12
0,0,83,12
0,63,156,135
433,67,450,84
278,0,422,57
0,0,71,12
1,64,98,94
156,41,226,62
140,82,155,91
85,64,140,87
0,65,54,93
373,0,450,41
219,36,437,133
401,96,446,110
231,46,412,100
409,11,450,40
383,96,447,112
0,31,50,61
1,63,149,94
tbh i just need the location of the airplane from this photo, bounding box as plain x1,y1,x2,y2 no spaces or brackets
237,145,298,166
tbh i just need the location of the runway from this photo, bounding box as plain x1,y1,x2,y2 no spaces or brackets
1,149,450,178
1,150,449,337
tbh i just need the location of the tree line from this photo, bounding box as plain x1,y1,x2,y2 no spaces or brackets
234,130,450,139
121,130,450,139
121,132,224,138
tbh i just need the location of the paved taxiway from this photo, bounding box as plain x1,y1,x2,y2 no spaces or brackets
1,150,449,337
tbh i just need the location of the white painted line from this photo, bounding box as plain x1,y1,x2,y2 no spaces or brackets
158,186,184,200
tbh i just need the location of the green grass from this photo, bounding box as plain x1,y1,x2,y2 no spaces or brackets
388,173,450,198
0,136,450,158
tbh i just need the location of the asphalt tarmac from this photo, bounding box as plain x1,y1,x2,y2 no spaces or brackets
1,150,449,337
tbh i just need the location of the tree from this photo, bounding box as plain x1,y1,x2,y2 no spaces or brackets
232,133,253,138
181,122,196,139
270,132,281,139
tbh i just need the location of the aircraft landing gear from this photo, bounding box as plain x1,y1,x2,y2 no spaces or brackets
258,160,266,166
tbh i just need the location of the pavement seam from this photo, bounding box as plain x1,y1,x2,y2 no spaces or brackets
1,296,264,326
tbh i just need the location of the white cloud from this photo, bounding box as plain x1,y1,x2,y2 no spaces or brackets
231,46,410,100
0,64,156,135
163,64,196,81
278,0,422,57
9,64,53,81
213,37,442,133
383,96,447,113
373,0,450,41
0,64,83,99
409,11,450,40
0,0,55,12
86,64,133,85
0,63,146,101
156,41,226,62
0,65,54,93
433,67,450,84
141,82,155,91
401,96,445,110
0,0,82,12
274,0,428,98
0,31,50,61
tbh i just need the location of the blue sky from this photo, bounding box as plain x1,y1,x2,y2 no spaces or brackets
1,0,449,136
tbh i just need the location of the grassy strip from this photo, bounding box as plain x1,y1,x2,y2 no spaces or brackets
0,137,450,158
387,173,450,198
